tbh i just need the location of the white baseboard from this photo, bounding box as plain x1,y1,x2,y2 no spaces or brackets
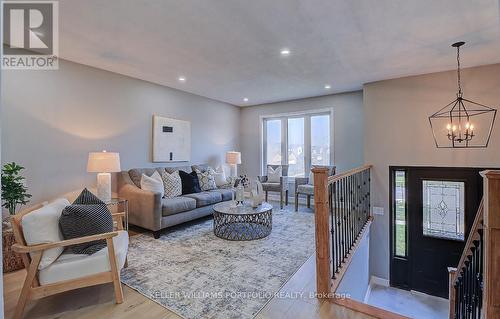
370,275,390,287
364,276,389,303
363,283,372,303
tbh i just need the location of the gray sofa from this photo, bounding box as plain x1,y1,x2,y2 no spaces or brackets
117,164,232,238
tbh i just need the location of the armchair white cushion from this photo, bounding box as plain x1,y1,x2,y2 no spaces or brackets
38,230,129,285
21,198,70,270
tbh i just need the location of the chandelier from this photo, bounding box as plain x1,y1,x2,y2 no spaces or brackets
429,42,497,148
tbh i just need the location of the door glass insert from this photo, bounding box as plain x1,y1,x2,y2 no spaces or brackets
422,180,465,241
394,170,407,257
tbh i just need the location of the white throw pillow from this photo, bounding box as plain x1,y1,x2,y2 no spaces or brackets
140,171,164,197
308,170,314,185
196,168,217,191
162,170,182,198
267,166,282,183
22,198,70,270
214,166,228,187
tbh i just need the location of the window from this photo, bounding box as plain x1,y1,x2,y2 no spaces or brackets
311,115,330,166
394,170,407,257
265,119,282,165
287,117,305,177
422,180,465,241
262,111,331,177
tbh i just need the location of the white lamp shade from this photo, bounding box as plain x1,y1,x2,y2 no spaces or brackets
87,151,121,173
225,151,241,165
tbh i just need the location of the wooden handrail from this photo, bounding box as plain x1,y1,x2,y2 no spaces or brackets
450,170,500,319
451,198,484,284
448,198,483,319
480,170,500,318
328,164,373,184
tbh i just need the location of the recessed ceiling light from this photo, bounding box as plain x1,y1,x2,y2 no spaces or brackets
178,76,186,82
324,84,331,89
280,48,291,56
243,98,249,102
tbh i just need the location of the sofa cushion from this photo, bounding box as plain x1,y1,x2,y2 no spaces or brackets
195,168,217,191
161,170,182,198
191,164,210,173
209,189,234,201
38,230,129,285
22,198,70,270
179,170,201,194
297,184,314,195
129,168,162,188
140,171,164,197
162,197,196,216
183,191,222,207
165,166,191,174
261,182,281,192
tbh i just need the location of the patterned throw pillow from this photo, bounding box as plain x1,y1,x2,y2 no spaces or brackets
161,170,182,198
195,168,217,191
59,188,113,255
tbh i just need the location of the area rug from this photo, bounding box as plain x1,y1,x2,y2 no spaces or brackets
121,208,315,319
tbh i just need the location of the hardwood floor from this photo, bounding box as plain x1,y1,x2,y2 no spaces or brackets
3,256,374,319
3,204,374,319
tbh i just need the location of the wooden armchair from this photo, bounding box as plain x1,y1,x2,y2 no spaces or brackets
11,201,129,319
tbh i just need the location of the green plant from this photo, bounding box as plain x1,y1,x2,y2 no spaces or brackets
1,162,32,215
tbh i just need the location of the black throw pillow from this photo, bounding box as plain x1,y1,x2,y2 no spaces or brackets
59,188,114,255
179,170,201,194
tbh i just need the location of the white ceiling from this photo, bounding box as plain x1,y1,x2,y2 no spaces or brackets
58,0,500,106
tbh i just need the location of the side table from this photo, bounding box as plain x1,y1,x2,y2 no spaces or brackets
3,228,24,273
105,198,129,231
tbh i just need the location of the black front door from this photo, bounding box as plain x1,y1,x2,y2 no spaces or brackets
390,167,485,298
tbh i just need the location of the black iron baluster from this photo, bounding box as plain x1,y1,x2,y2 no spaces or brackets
478,228,483,319
335,181,340,271
340,178,347,262
356,172,360,238
329,183,335,279
367,168,371,222
461,270,466,318
471,241,479,319
352,174,356,245
464,261,470,318
348,175,352,250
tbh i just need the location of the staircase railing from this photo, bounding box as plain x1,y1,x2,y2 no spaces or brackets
448,199,484,319
312,165,372,296
449,170,500,319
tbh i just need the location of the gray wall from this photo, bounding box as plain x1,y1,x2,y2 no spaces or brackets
336,226,370,301
1,59,240,205
239,92,364,177
364,63,500,280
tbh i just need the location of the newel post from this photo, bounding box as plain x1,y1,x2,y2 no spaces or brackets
481,170,500,318
312,167,331,298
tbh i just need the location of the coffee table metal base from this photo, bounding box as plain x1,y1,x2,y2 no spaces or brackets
213,210,272,241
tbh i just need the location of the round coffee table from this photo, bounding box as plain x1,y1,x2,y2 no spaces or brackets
213,201,273,241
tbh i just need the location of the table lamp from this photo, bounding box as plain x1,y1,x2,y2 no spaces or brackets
87,150,121,202
225,151,241,178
